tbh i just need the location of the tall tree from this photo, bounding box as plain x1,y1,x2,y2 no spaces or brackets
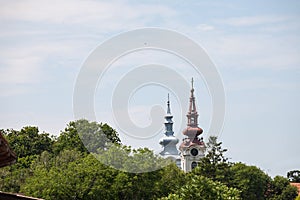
53,119,121,154
193,136,232,185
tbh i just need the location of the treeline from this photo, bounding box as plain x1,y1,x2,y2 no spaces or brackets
0,119,298,200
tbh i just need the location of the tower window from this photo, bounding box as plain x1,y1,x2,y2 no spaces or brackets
191,161,197,169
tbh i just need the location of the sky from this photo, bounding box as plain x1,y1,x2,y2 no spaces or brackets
0,0,299,177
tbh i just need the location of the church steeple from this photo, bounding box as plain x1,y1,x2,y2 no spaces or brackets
159,94,179,160
179,78,206,172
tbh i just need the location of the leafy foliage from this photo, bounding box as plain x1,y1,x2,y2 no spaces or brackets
21,153,118,200
268,176,298,200
3,126,53,158
0,127,53,193
156,163,187,198
230,163,271,200
0,124,298,200
53,119,121,155
193,136,232,185
20,148,185,200
159,175,241,200
96,145,170,173
0,165,31,193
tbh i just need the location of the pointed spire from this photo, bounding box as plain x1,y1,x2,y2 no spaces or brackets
167,93,171,114
187,77,199,127
164,94,174,135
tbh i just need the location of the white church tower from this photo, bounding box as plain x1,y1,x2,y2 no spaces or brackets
159,94,181,167
179,78,206,172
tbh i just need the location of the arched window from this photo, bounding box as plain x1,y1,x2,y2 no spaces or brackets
191,161,197,169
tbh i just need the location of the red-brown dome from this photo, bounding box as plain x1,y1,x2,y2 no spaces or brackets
182,126,203,137
179,137,205,150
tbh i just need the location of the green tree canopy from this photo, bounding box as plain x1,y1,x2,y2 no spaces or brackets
21,147,186,200
3,126,53,158
268,176,298,200
53,119,121,155
159,175,241,200
21,152,118,200
230,162,271,200
1,123,299,200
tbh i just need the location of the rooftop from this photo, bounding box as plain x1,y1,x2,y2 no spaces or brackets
0,132,17,168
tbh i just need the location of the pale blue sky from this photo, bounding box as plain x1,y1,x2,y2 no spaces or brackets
0,0,299,177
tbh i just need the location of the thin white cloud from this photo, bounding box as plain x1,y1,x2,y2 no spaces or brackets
221,15,290,27
226,77,300,92
197,33,300,70
0,0,178,96
0,56,41,84
0,40,80,83
196,24,215,31
0,0,175,28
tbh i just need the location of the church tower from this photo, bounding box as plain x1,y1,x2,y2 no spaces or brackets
179,78,206,172
159,94,181,167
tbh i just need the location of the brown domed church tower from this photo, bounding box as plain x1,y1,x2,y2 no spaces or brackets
179,78,206,172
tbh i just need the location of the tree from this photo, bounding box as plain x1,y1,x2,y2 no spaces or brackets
96,144,169,173
53,119,121,155
0,165,31,193
206,136,229,164
268,176,298,200
22,147,185,200
0,127,52,193
159,175,241,200
52,121,87,154
287,170,300,182
193,136,232,185
230,163,271,200
21,152,118,200
96,145,185,200
155,163,187,198
3,127,53,158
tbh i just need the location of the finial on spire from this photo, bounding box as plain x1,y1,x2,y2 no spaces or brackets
167,93,171,114
191,77,194,89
